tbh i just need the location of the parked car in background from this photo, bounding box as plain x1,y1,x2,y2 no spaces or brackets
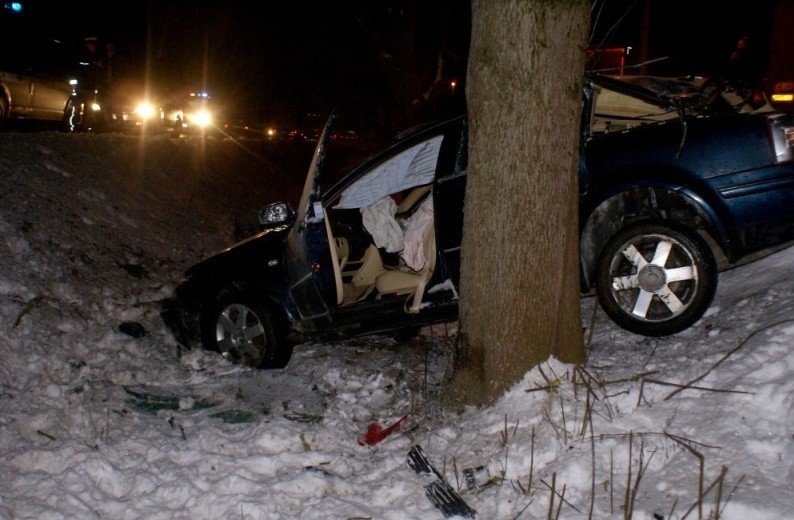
164,73,794,369
0,23,90,130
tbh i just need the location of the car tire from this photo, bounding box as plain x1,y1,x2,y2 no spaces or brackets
596,221,717,336
201,292,293,369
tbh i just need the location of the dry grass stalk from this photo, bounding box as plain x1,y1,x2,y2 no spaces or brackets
554,484,567,520
528,426,535,495
577,367,615,422
629,443,656,519
542,406,562,438
636,378,646,408
667,497,679,520
667,433,705,519
588,397,596,520
547,472,556,520
680,466,736,519
575,367,597,437
500,414,520,448
721,474,745,515
714,465,728,519
13,295,44,327
559,393,568,444
572,364,578,400
624,432,633,520
641,337,660,370
593,431,718,450
421,331,429,401
452,456,461,491
646,378,752,396
584,298,598,363
621,434,655,519
580,367,658,388
511,498,534,520
610,449,614,515
539,478,581,514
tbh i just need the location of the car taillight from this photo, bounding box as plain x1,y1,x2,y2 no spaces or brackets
769,116,794,163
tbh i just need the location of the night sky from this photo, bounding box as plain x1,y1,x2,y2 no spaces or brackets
11,1,781,130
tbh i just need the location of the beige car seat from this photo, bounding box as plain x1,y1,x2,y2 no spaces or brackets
374,220,436,313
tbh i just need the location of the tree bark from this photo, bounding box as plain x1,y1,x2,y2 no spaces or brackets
446,0,589,407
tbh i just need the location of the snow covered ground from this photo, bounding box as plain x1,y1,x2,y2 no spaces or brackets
1,131,792,519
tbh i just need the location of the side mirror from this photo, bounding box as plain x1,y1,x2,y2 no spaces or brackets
258,202,296,227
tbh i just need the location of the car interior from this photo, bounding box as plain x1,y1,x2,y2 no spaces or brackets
321,135,444,313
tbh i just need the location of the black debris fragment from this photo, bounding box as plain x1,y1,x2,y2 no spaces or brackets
407,445,476,519
119,321,146,338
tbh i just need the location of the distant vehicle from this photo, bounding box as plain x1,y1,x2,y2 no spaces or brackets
163,91,214,133
102,89,215,135
109,92,165,133
164,73,794,369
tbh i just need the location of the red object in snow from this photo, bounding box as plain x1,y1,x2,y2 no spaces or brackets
358,415,408,445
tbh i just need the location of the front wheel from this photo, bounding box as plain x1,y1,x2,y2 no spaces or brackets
596,222,717,336
201,292,293,368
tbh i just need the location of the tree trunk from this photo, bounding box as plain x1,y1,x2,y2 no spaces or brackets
446,0,589,407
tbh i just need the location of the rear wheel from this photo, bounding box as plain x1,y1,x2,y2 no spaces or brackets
596,222,717,336
201,292,293,368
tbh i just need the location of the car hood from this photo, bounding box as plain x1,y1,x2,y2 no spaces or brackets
184,225,290,280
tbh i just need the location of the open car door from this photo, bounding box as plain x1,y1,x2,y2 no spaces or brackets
283,114,338,333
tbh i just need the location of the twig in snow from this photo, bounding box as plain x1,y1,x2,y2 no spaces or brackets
646,378,753,396
641,337,660,371
554,484,566,520
36,429,56,441
511,497,534,520
14,295,44,327
680,466,737,520
588,400,596,520
559,393,568,444
527,426,535,495
624,432,633,520
591,431,720,450
610,450,614,515
539,478,581,513
547,472,556,520
714,465,728,519
667,433,705,519
664,318,794,400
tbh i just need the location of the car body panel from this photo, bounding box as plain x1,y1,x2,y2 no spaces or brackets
0,65,75,122
581,75,794,267
0,20,79,124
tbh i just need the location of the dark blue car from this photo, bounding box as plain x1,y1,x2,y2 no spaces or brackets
165,73,794,368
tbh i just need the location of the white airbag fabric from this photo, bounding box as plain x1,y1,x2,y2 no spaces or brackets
335,135,443,210
360,196,404,253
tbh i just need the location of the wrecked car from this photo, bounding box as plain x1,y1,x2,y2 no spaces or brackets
164,73,794,368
